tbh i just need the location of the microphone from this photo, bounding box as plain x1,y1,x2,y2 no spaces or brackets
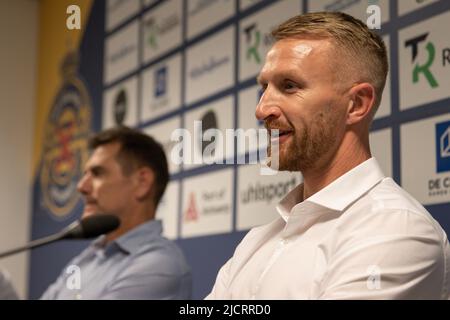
0,214,120,259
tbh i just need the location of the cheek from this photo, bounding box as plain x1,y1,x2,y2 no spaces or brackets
93,181,115,199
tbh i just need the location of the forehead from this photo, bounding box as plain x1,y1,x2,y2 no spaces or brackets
85,142,121,168
259,38,333,80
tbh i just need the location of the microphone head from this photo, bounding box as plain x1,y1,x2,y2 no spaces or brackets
63,214,120,240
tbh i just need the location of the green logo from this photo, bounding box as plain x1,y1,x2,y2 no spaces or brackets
145,18,158,50
405,33,439,88
244,24,261,64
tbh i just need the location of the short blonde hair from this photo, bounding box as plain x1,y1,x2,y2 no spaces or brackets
272,11,388,113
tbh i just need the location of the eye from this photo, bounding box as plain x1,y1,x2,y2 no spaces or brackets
284,81,297,92
90,167,103,177
259,83,268,93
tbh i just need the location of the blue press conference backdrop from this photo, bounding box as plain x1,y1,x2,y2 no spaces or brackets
29,0,450,299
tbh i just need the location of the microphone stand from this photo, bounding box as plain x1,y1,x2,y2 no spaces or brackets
0,231,66,259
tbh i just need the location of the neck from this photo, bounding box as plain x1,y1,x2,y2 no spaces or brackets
301,132,371,200
104,205,155,243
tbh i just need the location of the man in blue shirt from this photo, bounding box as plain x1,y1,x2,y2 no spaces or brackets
0,269,19,300
41,126,192,299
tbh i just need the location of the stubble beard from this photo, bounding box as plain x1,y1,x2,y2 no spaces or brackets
267,112,338,172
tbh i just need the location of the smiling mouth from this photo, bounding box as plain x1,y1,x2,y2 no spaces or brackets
269,129,293,144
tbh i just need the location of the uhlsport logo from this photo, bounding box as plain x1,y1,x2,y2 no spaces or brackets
241,178,297,205
404,33,439,88
40,51,91,218
436,120,450,173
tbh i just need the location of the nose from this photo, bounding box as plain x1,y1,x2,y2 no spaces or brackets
77,173,91,195
255,85,282,122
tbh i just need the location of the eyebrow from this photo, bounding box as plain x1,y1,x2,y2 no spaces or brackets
85,165,104,174
257,71,307,86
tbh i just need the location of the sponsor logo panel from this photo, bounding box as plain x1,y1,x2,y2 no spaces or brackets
187,0,235,39
184,95,235,170
239,0,301,82
181,169,233,238
102,76,139,129
105,0,140,31
104,20,139,85
237,164,301,230
141,53,182,122
142,0,183,63
401,113,450,205
185,26,235,105
399,11,450,110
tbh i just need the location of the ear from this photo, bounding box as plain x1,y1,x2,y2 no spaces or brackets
134,167,155,201
346,83,376,125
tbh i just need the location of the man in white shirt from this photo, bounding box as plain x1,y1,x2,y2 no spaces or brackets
206,11,450,299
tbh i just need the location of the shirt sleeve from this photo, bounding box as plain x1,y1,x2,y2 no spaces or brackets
101,251,192,300
0,269,19,300
317,209,449,299
101,273,192,299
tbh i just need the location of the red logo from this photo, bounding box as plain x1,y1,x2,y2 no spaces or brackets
184,193,198,222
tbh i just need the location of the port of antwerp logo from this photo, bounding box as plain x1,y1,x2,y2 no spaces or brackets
184,193,199,222
436,120,450,174
404,32,439,88
40,51,91,218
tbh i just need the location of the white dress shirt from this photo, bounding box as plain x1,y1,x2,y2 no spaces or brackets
206,158,450,299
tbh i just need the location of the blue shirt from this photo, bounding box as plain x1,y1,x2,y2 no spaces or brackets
41,220,192,299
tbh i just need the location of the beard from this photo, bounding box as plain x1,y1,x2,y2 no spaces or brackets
266,110,339,172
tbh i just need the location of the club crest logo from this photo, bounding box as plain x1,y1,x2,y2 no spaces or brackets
40,51,92,218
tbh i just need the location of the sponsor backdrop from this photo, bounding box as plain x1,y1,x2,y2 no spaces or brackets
30,0,450,299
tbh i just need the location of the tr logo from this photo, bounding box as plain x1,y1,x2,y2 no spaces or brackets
405,33,439,88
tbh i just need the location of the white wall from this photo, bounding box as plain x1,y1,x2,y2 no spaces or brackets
0,0,38,298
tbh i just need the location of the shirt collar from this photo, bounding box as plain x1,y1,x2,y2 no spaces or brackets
277,158,385,220
92,219,163,255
